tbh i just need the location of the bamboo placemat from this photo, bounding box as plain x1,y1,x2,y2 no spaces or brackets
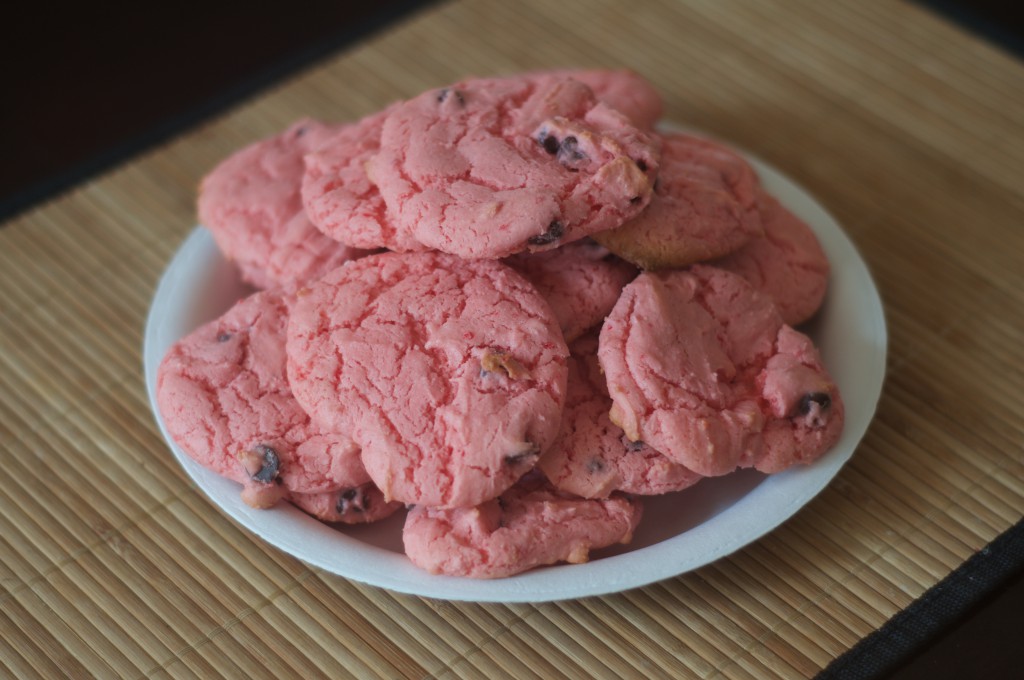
2,0,1023,677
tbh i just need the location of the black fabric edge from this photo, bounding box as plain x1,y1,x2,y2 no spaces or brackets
914,0,1024,60
817,517,1024,679
0,0,443,225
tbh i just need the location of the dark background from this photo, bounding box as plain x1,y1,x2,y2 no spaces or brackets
2,1,1020,222
1,0,433,220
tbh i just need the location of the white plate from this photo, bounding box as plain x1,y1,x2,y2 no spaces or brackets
144,147,886,602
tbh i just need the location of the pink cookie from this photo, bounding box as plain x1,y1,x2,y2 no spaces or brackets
367,75,660,259
289,482,403,524
713,191,830,326
402,475,642,578
505,239,637,343
539,332,702,498
541,68,664,129
598,265,844,476
301,104,426,252
197,118,368,289
156,289,369,507
593,131,762,269
287,251,569,509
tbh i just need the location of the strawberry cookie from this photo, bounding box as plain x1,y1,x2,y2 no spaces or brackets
287,251,569,509
598,265,844,477
533,68,664,129
593,131,762,269
713,191,830,326
197,119,368,289
289,483,403,524
403,474,642,578
367,75,660,259
156,289,371,509
301,104,427,252
505,239,637,343
539,333,702,498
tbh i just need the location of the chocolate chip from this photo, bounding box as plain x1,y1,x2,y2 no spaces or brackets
216,332,232,343
336,487,367,514
587,458,606,473
540,133,559,154
247,444,280,484
536,129,558,153
626,440,647,452
437,88,465,105
295,126,308,138
527,220,564,246
557,136,587,165
797,392,832,416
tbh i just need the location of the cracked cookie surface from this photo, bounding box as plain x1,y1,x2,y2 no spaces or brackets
156,289,369,505
402,474,642,578
287,251,569,508
598,265,844,476
367,75,660,259
539,332,702,498
198,118,368,288
505,239,637,343
713,191,830,326
301,105,426,252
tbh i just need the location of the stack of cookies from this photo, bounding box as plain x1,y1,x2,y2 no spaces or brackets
157,69,843,579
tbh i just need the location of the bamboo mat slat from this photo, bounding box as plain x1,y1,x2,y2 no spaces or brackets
3,0,1024,677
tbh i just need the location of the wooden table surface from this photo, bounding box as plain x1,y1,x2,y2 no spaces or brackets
2,1,1022,677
